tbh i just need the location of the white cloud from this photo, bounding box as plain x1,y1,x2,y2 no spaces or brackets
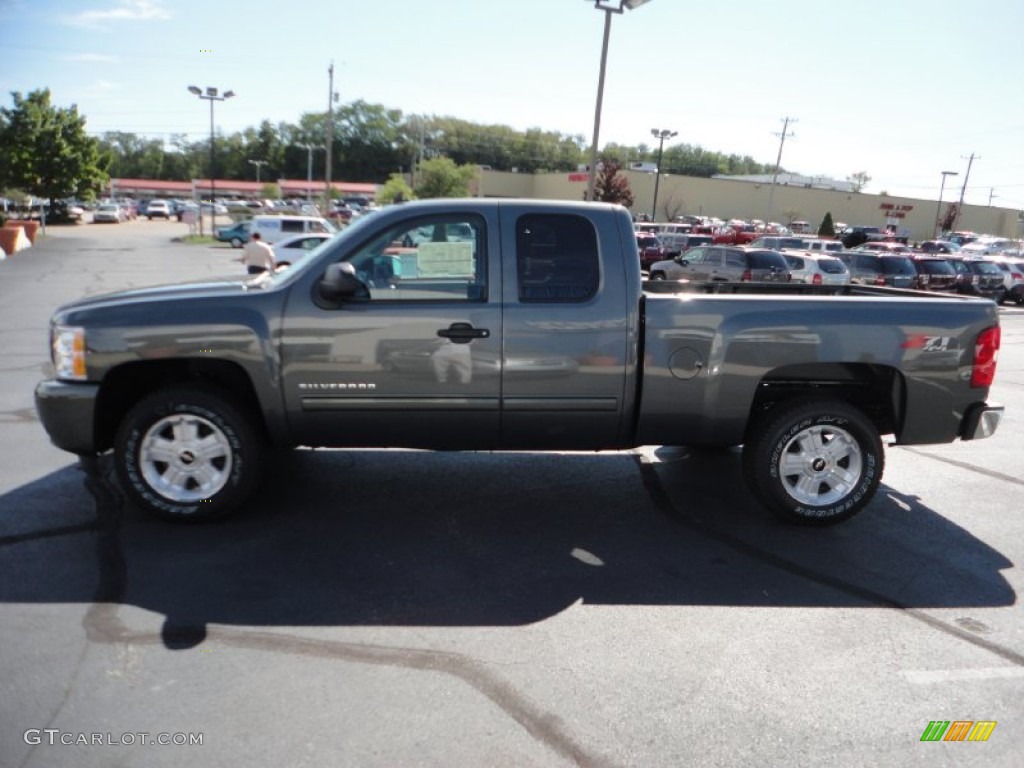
62,53,120,63
83,80,122,95
64,0,171,28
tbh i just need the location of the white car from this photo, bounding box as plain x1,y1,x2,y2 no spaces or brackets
199,202,228,216
92,204,125,223
782,252,851,285
272,233,333,268
146,200,171,219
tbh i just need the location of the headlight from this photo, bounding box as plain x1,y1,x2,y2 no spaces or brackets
52,325,87,380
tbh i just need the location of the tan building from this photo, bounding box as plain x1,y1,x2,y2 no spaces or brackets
476,169,1021,240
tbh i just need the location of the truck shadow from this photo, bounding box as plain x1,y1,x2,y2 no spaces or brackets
0,448,1014,649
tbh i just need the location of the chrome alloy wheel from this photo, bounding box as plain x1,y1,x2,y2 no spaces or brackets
139,414,233,502
777,424,863,507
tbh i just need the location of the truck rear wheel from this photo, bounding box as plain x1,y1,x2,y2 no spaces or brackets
114,385,264,522
742,399,883,525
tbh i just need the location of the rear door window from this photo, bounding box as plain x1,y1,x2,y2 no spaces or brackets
516,214,599,302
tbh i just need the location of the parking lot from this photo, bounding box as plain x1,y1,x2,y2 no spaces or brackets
1,220,1022,767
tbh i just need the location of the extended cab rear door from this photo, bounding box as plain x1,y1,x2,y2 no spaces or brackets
497,205,639,449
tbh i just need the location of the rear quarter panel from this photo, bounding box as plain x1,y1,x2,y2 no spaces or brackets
635,293,999,446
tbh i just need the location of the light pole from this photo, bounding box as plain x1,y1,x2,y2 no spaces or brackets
933,170,958,238
583,0,653,203
188,85,234,235
297,144,320,203
248,159,267,185
650,128,676,220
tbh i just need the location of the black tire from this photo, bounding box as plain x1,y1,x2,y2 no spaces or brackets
230,237,243,248
650,272,666,281
114,385,265,522
742,399,883,526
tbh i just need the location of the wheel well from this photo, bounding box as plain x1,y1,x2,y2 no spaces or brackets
746,363,903,441
94,359,266,451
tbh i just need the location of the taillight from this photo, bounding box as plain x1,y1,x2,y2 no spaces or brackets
741,269,752,281
971,326,1001,388
812,273,822,285
1012,272,1023,280
874,276,886,286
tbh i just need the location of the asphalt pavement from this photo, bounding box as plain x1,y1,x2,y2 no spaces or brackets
1,218,1022,767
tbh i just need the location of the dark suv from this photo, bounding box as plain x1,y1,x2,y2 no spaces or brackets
906,256,958,292
837,252,917,288
649,245,790,282
945,258,1006,301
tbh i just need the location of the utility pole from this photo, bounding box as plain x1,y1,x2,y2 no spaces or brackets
650,128,677,221
951,153,979,233
933,170,958,238
988,187,998,206
325,62,336,211
766,116,796,224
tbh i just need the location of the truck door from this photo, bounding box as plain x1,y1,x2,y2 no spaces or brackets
498,208,635,449
280,210,502,449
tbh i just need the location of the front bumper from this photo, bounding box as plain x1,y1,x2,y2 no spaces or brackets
960,403,1004,440
34,379,101,455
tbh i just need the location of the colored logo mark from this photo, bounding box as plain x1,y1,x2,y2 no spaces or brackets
920,721,997,742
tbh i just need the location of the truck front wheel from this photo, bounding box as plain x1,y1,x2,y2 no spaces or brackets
742,400,883,525
113,385,265,522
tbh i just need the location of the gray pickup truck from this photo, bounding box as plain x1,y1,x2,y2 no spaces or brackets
35,199,1003,525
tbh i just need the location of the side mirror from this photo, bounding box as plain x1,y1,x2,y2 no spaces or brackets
318,262,368,302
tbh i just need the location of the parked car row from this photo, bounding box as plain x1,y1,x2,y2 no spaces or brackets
642,236,1024,304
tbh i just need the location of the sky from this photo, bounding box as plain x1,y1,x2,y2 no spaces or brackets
1,0,1022,209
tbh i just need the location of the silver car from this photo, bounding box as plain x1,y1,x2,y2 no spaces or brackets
92,203,125,223
783,252,851,285
648,245,790,283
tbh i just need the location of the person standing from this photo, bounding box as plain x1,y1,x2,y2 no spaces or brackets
237,231,276,275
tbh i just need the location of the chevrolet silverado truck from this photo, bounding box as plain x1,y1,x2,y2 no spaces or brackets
35,199,1004,526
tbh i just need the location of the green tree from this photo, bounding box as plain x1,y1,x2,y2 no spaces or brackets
594,159,634,207
818,211,836,237
414,156,476,198
0,88,108,205
376,173,415,204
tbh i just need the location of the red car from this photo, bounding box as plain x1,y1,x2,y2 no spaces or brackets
636,232,674,271
712,224,759,245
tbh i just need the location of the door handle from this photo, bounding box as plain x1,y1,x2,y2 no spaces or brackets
437,322,490,344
